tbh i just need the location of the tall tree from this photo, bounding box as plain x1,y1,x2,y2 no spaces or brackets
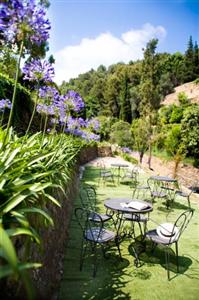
184,36,195,82
193,41,199,78
139,39,160,168
139,39,161,114
119,70,132,123
103,74,120,117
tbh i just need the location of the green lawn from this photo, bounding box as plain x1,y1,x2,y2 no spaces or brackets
59,167,199,300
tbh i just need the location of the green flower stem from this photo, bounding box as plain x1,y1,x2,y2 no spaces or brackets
3,40,24,146
0,109,5,127
58,121,67,147
25,87,39,136
41,114,48,147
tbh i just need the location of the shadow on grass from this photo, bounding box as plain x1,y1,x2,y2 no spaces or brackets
80,254,133,300
128,240,193,281
59,212,134,300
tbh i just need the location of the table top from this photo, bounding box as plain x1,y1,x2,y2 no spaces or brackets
149,175,177,183
111,163,129,168
104,198,153,214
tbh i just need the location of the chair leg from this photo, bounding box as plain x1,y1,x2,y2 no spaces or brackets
92,243,98,277
165,249,170,280
115,237,122,260
80,239,88,271
175,242,179,273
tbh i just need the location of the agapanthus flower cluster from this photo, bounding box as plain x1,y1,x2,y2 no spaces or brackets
39,86,60,102
121,147,132,154
23,59,54,83
61,90,85,113
0,99,12,112
86,118,100,131
34,84,100,142
65,116,100,142
0,0,50,46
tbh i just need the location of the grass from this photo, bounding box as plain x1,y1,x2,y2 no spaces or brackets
59,166,199,300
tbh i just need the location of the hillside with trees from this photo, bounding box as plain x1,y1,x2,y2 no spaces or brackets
58,36,199,168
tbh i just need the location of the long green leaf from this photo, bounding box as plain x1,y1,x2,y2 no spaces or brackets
1,191,33,213
27,152,54,167
4,148,20,167
11,211,30,228
0,262,42,279
6,228,40,244
0,226,18,269
18,207,54,226
44,193,61,207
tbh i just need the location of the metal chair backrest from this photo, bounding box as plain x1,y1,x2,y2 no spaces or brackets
173,209,194,240
79,188,94,210
75,207,104,242
147,177,163,194
85,185,97,205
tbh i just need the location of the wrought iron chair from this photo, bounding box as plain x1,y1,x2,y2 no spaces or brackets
147,177,168,207
75,207,122,277
98,162,115,186
120,167,139,188
175,182,193,208
79,185,113,223
145,209,194,280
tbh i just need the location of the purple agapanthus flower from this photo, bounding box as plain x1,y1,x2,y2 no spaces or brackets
0,99,12,111
23,59,54,83
36,104,55,115
0,0,50,46
39,86,60,102
121,147,132,154
63,90,84,113
86,118,100,131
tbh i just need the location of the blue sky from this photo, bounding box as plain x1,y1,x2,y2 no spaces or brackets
48,0,199,83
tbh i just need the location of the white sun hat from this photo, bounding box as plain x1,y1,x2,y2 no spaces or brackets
157,223,179,240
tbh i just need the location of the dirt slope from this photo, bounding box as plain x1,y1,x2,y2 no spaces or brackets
163,81,199,106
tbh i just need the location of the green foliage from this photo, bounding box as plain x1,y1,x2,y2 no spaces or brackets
131,118,151,163
164,124,182,155
177,92,190,105
0,73,32,125
184,36,199,82
158,105,174,124
0,128,84,292
110,120,132,147
169,105,184,123
0,46,18,78
120,152,138,164
181,105,199,157
95,116,116,141
139,39,161,115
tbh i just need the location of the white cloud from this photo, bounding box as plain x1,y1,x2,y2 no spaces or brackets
54,23,166,84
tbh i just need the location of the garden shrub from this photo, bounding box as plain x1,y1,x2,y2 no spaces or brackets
181,105,199,158
121,152,138,164
164,124,182,155
95,116,117,141
169,105,184,123
177,91,190,106
110,120,133,147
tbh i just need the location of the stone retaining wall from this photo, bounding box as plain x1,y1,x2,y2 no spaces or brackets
30,146,98,299
1,146,98,300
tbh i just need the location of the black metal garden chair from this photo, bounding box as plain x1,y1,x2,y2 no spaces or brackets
147,177,168,206
79,185,114,223
75,207,122,277
145,209,194,280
